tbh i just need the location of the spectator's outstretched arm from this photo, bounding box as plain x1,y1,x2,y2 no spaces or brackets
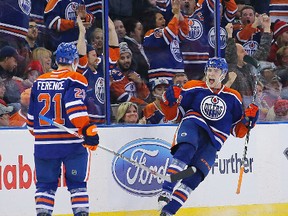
108,16,120,62
252,15,273,61
225,23,238,68
108,16,119,47
77,16,86,56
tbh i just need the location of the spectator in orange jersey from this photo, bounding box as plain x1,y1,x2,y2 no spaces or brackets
110,42,150,106
9,88,31,127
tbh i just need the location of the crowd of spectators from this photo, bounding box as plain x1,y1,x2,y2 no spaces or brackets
1,0,288,127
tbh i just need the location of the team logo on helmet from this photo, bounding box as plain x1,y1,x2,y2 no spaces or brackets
243,41,259,56
205,57,228,75
65,2,78,21
95,77,105,104
208,27,227,49
170,39,182,62
187,19,203,41
18,0,31,15
200,95,226,121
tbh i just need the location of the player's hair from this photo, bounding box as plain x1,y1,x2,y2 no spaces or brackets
116,102,138,123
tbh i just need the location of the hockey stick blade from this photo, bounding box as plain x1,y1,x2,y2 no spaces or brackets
170,166,196,182
38,115,195,183
243,55,260,68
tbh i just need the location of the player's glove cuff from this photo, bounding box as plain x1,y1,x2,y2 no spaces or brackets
82,123,99,150
162,85,181,107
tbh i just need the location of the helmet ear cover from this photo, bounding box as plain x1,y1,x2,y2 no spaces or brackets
56,42,79,65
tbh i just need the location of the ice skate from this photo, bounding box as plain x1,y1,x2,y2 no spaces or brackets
158,191,171,211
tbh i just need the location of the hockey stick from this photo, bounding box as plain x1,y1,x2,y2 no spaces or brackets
236,55,260,194
39,115,196,183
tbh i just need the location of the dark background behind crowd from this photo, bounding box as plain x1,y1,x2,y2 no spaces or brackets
1,0,288,126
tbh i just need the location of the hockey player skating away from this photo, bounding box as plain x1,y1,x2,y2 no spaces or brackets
27,42,99,216
158,57,259,216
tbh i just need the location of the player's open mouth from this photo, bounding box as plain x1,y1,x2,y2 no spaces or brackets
209,79,215,84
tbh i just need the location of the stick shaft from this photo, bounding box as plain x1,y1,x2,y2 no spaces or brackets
236,166,244,194
39,115,172,182
38,115,197,183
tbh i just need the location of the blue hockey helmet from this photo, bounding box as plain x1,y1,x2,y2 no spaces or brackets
56,42,79,65
205,57,228,75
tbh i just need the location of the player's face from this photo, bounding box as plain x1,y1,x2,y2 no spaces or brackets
123,105,139,123
118,52,132,71
155,13,166,29
205,67,223,89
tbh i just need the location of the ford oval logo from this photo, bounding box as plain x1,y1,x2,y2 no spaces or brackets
112,138,172,197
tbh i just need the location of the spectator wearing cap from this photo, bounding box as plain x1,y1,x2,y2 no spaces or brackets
142,78,176,124
9,88,31,127
0,99,13,126
0,46,25,108
110,42,150,106
0,46,24,79
267,19,288,65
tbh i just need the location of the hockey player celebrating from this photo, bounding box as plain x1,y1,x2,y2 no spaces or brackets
27,42,99,216
158,57,259,216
